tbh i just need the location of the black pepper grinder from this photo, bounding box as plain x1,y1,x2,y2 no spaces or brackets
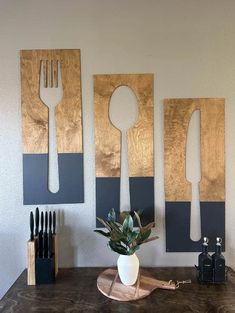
198,237,213,282
212,237,225,282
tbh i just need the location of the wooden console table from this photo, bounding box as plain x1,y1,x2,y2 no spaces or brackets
1,267,235,312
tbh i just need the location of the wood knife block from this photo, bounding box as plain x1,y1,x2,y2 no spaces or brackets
27,234,58,285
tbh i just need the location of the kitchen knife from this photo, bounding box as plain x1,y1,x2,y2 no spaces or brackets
53,211,56,235
38,211,44,258
43,212,48,258
30,211,34,241
35,207,39,236
48,211,52,258
40,211,44,232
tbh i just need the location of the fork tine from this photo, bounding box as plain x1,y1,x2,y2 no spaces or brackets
43,60,48,88
48,60,53,88
53,60,58,88
40,60,45,89
57,61,62,89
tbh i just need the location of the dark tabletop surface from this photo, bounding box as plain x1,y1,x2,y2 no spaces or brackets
0,267,235,313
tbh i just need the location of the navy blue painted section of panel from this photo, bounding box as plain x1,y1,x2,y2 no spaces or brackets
129,177,154,226
23,153,84,204
166,202,225,252
96,177,120,227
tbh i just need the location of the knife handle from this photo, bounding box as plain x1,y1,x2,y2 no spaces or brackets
45,212,48,232
35,207,39,236
53,211,56,235
40,211,44,233
49,211,52,232
30,211,34,241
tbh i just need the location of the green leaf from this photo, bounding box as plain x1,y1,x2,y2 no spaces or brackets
136,209,144,217
119,211,129,224
94,230,110,238
134,211,142,228
107,208,116,222
127,245,140,255
109,221,122,234
96,217,112,231
137,228,151,243
140,222,155,234
127,230,139,245
142,235,159,244
108,241,127,255
110,229,123,241
122,215,133,234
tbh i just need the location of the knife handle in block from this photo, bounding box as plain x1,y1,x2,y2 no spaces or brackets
27,240,36,285
52,234,58,277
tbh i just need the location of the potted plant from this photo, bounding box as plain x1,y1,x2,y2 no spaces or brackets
94,209,158,286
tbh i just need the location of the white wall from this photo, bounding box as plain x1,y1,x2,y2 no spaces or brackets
1,0,235,298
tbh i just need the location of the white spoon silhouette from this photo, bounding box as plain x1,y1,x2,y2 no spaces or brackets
186,109,201,241
109,86,139,211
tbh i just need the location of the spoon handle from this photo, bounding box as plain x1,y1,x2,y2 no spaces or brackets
120,131,131,210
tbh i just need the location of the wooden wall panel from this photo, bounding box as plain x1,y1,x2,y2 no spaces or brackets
95,74,154,226
164,98,225,252
21,49,83,154
21,49,84,204
164,98,225,202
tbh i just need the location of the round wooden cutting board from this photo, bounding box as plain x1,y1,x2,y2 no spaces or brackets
97,268,177,302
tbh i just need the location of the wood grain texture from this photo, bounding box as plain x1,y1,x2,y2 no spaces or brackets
97,268,176,301
164,98,225,201
27,240,35,286
1,267,235,313
53,234,58,277
21,49,82,154
94,74,154,177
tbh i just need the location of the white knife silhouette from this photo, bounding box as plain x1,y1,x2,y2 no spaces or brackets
186,109,201,241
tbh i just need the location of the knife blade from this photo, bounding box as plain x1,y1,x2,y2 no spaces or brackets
43,212,48,258
30,211,34,241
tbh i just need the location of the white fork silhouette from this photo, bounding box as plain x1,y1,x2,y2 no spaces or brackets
39,60,63,193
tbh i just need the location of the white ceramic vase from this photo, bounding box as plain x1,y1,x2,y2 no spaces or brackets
117,253,139,286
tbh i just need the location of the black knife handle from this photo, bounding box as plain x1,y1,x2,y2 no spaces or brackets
35,207,39,236
30,211,34,241
49,211,52,232
53,211,56,235
40,211,44,233
45,212,48,232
